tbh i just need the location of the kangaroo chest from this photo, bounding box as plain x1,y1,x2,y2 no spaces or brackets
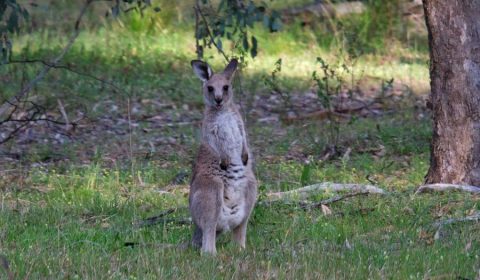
206,112,244,164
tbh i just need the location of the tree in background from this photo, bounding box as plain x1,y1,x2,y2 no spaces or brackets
423,0,480,186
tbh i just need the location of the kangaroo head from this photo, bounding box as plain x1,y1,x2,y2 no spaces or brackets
191,59,238,110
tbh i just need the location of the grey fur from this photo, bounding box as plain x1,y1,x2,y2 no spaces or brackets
189,59,257,255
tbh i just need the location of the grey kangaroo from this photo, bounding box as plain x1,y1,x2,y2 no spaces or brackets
189,59,257,255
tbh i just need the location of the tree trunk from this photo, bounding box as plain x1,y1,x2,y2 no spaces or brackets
423,1,480,186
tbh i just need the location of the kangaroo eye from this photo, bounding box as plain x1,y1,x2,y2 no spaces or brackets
207,86,214,93
223,85,229,91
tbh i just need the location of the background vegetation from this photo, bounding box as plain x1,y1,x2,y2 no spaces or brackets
0,0,478,279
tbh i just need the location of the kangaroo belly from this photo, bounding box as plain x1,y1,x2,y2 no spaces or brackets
216,177,248,232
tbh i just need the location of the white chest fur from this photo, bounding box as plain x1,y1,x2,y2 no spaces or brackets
206,111,244,165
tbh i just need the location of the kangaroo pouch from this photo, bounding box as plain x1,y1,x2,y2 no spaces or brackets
217,177,249,232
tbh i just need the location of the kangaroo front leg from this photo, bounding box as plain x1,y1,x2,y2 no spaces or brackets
232,220,248,249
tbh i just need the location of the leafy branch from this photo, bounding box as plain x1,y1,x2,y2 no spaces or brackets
0,0,95,120
0,0,159,144
194,0,281,60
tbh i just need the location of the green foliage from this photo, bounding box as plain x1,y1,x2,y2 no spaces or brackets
0,33,11,64
196,0,282,59
108,0,161,18
263,58,294,109
306,0,414,54
0,0,28,33
2,138,480,278
0,0,28,63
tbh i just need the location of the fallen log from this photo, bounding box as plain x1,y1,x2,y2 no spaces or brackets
266,182,387,202
433,211,480,241
301,191,371,210
433,211,480,228
415,184,480,194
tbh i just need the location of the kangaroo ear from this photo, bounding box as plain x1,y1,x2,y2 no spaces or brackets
191,60,213,82
223,59,238,80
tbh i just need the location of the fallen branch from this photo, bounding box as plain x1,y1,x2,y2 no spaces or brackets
433,211,480,228
266,182,387,202
134,208,192,228
0,100,73,144
300,191,371,210
433,211,480,241
124,242,178,249
416,184,480,194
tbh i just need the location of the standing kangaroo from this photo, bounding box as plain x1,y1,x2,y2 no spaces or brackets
189,59,257,255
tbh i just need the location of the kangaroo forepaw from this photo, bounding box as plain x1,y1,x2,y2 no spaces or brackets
220,157,230,170
241,152,248,166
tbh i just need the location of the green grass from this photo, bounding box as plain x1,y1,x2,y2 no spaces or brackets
1,1,478,279
1,147,480,278
1,111,479,278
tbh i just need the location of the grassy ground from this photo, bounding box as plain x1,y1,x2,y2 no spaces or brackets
1,1,479,279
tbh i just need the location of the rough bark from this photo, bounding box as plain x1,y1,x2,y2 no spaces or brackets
423,1,480,186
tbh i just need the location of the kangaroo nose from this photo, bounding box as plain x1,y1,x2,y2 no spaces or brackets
215,98,223,105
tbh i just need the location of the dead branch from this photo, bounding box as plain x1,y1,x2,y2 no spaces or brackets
433,211,480,228
416,183,480,194
300,191,371,210
7,59,126,94
57,99,71,131
0,100,72,144
266,182,387,202
124,241,178,249
134,208,175,227
133,208,192,228
0,0,95,120
433,211,480,241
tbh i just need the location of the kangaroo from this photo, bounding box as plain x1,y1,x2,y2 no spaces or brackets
189,59,257,255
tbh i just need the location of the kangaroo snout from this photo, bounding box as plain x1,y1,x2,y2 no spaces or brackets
214,97,223,105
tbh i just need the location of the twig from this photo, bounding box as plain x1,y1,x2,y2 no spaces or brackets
124,242,178,249
194,0,202,59
0,0,94,120
433,211,480,241
195,3,229,61
433,211,480,228
416,183,480,194
7,59,126,94
57,99,70,131
1,117,69,126
0,98,74,144
133,208,192,228
300,191,370,209
265,182,387,202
